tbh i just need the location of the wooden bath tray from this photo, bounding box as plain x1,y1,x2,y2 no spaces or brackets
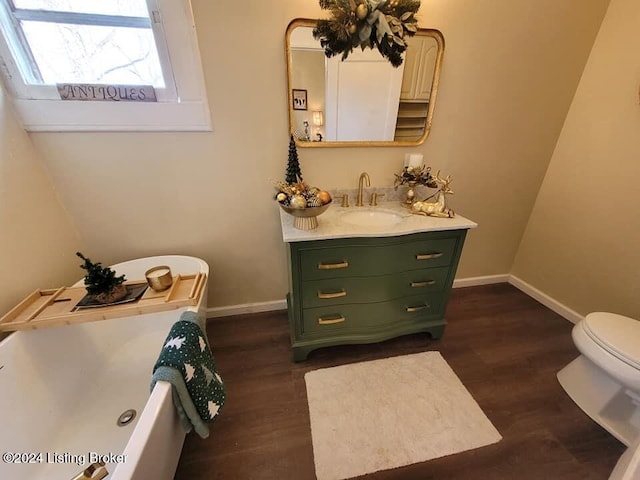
0,273,207,332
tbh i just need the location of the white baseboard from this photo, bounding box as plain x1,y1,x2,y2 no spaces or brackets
206,274,583,326
206,299,287,318
453,274,510,288
508,275,584,324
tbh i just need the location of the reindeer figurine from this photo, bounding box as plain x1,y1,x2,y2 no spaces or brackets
410,171,455,218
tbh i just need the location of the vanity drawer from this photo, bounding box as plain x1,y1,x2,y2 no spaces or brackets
301,266,450,308
298,237,458,280
299,293,442,338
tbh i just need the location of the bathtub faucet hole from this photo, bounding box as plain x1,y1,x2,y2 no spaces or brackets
117,409,136,427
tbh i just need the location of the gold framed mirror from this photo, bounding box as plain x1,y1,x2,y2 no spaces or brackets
285,18,444,148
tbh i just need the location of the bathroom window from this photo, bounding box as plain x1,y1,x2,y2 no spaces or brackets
0,0,211,131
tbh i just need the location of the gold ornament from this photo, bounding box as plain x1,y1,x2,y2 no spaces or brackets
307,196,323,207
317,190,332,205
355,3,368,20
276,192,287,202
348,23,357,34
289,195,307,209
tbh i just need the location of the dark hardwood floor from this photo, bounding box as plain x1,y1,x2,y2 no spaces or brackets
174,283,626,479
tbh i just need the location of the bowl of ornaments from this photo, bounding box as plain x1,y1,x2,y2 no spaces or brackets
275,180,332,230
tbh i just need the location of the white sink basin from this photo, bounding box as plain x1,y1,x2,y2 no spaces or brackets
340,209,405,227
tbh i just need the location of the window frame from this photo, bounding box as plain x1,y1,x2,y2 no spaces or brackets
0,0,211,132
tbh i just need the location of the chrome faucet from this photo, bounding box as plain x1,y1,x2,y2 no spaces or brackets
357,172,370,206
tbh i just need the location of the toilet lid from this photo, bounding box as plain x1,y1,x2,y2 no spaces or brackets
583,312,640,370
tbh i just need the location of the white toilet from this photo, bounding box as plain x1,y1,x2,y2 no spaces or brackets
558,312,640,480
558,312,640,446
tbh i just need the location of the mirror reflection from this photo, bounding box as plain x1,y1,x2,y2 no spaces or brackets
286,19,444,147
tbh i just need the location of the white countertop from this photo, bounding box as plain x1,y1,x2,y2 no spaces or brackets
279,201,478,242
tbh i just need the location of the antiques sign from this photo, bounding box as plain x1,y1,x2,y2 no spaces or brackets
57,83,157,102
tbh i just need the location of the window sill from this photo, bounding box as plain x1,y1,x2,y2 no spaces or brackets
13,98,212,132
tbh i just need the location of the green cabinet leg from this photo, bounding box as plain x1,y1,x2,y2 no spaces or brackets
292,346,314,362
428,324,446,340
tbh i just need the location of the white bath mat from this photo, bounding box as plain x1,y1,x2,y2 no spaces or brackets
304,351,502,480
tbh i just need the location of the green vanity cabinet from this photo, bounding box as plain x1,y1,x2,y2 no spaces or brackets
285,229,469,361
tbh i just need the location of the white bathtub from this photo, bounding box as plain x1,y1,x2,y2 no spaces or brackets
0,255,209,480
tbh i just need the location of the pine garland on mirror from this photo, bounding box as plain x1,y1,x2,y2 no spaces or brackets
313,0,420,67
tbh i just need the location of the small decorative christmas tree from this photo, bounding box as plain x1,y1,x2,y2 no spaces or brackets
76,252,127,303
274,135,332,229
285,135,303,184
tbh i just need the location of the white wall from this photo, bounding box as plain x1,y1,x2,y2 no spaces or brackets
291,50,325,140
0,87,83,327
512,0,640,318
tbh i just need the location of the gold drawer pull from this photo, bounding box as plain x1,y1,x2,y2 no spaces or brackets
406,303,430,313
410,280,436,288
318,261,349,270
416,253,444,260
318,315,346,325
317,290,347,299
